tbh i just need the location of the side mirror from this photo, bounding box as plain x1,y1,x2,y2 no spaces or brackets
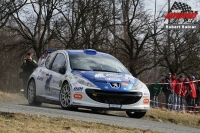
59,66,66,74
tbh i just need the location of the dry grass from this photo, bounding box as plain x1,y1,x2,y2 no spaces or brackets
0,91,26,104
144,107,200,128
0,111,158,133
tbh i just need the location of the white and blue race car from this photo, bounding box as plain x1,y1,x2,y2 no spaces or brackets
27,49,150,118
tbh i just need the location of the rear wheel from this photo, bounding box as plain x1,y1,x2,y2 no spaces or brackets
126,111,146,118
59,82,77,110
27,79,42,106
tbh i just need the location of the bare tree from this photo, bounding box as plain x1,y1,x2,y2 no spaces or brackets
0,0,27,28
55,0,113,51
109,0,163,77
4,0,62,59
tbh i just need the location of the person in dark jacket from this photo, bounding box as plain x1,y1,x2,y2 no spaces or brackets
186,76,197,112
148,80,163,108
162,73,173,110
195,87,200,112
21,52,38,97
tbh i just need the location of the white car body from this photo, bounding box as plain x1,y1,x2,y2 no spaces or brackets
27,49,150,118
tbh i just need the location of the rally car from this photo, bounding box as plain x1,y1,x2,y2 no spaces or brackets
26,49,150,118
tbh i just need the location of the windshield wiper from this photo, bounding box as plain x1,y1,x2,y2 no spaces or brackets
72,68,91,71
93,69,120,73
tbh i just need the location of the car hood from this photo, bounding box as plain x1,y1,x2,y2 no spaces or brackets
72,70,138,92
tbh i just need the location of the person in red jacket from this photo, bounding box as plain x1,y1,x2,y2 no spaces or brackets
181,78,190,112
171,73,177,110
174,75,184,112
186,76,197,112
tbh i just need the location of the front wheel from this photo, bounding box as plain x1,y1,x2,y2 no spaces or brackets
126,111,146,119
27,79,42,106
59,82,78,111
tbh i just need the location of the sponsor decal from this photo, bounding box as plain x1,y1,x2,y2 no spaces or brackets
95,73,106,78
109,104,122,108
72,71,82,76
121,82,129,86
143,98,150,104
104,86,108,89
37,76,43,81
74,87,83,91
143,92,149,96
45,75,53,95
52,90,59,98
59,80,62,87
105,74,122,77
72,102,81,105
52,79,59,84
68,76,73,80
71,82,79,86
106,78,121,81
73,94,82,99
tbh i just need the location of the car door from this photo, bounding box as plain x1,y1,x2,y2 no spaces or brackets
36,52,57,97
45,53,67,101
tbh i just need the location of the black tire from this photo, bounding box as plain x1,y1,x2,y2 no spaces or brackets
59,82,78,110
126,111,146,118
27,79,42,106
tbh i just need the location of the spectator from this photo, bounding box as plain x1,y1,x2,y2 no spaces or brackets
181,77,190,113
195,87,200,112
38,50,49,66
148,80,163,108
174,75,184,112
162,73,173,110
21,52,38,97
186,76,197,112
171,73,177,110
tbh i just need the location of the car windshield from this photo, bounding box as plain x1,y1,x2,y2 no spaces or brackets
69,54,130,74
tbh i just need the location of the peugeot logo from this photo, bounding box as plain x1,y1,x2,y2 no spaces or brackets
110,83,120,89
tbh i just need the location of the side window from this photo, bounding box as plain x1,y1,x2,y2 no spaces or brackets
51,53,66,73
45,52,57,69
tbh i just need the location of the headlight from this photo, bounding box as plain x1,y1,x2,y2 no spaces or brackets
74,76,97,88
130,79,147,91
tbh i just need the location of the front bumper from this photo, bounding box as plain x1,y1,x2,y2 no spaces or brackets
71,88,150,111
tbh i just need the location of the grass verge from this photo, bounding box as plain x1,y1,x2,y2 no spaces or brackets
144,108,200,128
0,111,159,133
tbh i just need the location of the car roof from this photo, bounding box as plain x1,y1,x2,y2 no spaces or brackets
53,49,116,60
66,49,114,57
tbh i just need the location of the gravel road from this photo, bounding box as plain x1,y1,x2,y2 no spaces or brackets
0,103,199,133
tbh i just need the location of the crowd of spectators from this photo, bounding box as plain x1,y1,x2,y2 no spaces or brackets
148,73,200,113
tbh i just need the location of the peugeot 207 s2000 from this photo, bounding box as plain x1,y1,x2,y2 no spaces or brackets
27,49,150,118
